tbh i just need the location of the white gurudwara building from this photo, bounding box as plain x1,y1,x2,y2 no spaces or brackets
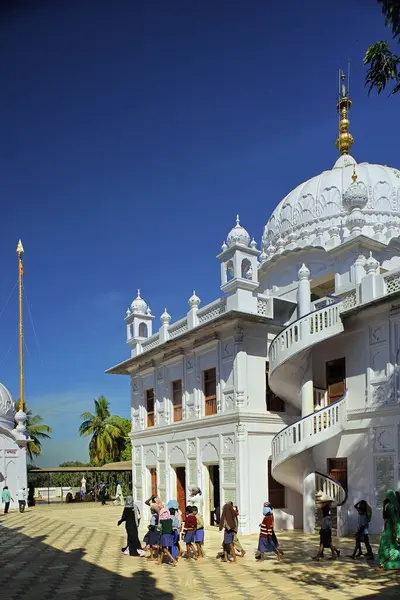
108,81,400,536
0,383,28,506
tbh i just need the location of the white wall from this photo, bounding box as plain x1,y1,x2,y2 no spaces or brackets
311,327,366,411
0,429,27,509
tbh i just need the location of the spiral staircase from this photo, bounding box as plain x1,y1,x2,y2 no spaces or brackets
268,298,348,533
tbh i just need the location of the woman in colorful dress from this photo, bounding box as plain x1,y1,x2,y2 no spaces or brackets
256,505,283,561
377,489,400,570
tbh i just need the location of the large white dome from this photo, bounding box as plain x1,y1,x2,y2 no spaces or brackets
262,154,400,262
0,382,15,427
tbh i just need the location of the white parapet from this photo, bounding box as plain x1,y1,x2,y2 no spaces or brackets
269,301,344,376
271,394,347,471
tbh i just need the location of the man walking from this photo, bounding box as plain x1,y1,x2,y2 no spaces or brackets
114,480,124,505
1,486,13,514
16,487,27,513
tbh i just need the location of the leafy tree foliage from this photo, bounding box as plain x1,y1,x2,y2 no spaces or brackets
15,401,52,461
79,396,129,465
364,1,400,95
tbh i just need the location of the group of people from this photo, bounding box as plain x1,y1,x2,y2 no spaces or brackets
116,487,283,565
313,489,400,570
1,486,29,513
116,486,400,570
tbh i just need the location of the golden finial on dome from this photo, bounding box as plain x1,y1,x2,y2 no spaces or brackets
351,165,358,183
335,68,354,155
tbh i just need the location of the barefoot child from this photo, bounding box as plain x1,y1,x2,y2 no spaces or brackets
169,507,180,560
313,503,340,561
183,505,198,559
255,505,283,561
219,502,239,562
158,507,177,566
193,505,205,558
352,500,374,560
144,506,160,560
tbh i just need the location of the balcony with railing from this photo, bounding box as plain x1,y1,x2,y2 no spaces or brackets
271,394,347,470
269,300,344,376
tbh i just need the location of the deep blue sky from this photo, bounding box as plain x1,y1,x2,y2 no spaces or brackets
0,0,397,464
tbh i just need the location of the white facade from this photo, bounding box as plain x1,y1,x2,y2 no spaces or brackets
108,91,400,535
0,383,28,508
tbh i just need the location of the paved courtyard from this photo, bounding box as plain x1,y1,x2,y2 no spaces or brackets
0,503,399,599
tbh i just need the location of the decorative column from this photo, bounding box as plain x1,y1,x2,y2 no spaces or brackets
303,467,316,534
187,291,200,329
159,309,171,343
361,252,384,302
233,325,245,407
352,254,366,285
235,422,249,534
297,264,311,318
300,353,314,417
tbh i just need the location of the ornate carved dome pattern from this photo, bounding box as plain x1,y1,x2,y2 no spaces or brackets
262,158,400,261
0,383,15,424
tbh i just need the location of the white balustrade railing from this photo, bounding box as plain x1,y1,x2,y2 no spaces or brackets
315,472,347,506
141,333,160,351
197,298,226,325
313,387,327,409
169,318,188,339
271,395,347,470
384,269,400,296
269,301,343,374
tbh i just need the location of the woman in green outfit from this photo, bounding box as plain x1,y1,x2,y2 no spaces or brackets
377,489,400,570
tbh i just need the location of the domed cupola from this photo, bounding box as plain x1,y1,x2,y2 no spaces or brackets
130,290,148,315
227,215,251,248
261,72,400,264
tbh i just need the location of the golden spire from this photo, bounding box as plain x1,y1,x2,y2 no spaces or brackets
16,240,24,412
335,69,354,155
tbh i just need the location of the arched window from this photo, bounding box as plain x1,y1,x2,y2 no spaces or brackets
226,260,234,281
241,258,252,280
138,322,148,338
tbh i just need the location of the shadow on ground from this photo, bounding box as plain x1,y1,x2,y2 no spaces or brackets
0,520,172,600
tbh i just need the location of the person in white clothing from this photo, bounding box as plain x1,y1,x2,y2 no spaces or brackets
188,487,203,510
17,487,26,513
114,480,124,505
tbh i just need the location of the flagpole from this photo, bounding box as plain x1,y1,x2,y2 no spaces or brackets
16,240,24,412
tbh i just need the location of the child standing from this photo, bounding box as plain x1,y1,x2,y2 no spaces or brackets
145,507,160,560
313,503,340,561
169,507,180,560
183,505,198,559
352,500,374,560
219,503,239,563
158,507,177,566
192,505,205,558
256,505,283,561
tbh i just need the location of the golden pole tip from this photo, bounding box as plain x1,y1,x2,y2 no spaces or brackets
16,239,24,254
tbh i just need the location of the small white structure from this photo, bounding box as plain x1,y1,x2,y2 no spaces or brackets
0,383,28,508
107,79,400,536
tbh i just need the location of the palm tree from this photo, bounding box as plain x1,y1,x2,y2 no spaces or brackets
79,396,125,465
14,402,52,461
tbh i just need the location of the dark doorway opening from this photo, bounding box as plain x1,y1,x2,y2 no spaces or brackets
327,457,348,491
208,465,220,526
150,468,157,497
175,467,186,516
326,357,346,404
